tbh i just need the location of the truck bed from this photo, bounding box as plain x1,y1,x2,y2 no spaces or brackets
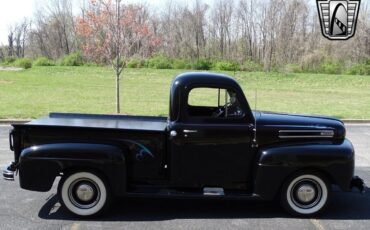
23,113,168,132
11,113,169,183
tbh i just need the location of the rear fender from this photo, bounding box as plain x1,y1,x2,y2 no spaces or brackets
19,143,127,195
253,139,355,200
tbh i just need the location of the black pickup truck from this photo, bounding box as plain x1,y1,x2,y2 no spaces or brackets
3,72,365,217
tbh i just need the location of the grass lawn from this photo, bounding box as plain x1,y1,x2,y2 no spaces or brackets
0,66,369,119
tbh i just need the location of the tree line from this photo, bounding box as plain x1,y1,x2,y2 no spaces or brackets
1,0,370,74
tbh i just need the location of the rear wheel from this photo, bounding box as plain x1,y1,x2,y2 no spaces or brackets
280,172,330,216
58,171,111,217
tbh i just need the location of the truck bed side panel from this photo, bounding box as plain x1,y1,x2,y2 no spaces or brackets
14,124,168,184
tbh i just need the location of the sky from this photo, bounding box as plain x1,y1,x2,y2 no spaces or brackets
0,0,353,44
0,0,35,45
0,0,323,45
0,0,171,44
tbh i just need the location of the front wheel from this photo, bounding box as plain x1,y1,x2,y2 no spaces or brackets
280,172,330,216
58,171,111,217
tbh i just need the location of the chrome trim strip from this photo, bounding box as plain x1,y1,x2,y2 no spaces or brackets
279,135,334,139
278,130,333,133
278,130,334,139
183,129,198,133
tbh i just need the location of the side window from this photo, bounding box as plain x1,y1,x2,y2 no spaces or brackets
187,87,244,119
188,88,225,107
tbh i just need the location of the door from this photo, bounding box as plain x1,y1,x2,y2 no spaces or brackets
170,87,255,189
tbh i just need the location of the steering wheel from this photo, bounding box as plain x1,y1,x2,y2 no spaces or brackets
212,107,224,118
212,103,231,118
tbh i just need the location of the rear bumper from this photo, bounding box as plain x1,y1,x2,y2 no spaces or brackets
351,176,366,193
2,162,17,181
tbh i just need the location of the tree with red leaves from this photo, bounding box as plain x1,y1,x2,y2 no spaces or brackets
76,0,161,113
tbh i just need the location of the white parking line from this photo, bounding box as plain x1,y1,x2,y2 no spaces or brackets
70,223,80,230
310,219,326,230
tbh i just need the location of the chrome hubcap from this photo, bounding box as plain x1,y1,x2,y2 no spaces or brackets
291,179,322,209
68,179,100,209
76,184,94,202
296,184,316,203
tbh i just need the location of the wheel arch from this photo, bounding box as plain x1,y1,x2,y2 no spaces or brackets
18,143,128,196
60,167,112,190
253,140,355,200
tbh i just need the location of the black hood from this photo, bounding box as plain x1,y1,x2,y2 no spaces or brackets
255,111,346,146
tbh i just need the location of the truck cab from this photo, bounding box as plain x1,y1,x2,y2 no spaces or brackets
168,72,255,190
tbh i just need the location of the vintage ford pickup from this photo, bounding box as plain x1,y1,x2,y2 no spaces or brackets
3,72,365,217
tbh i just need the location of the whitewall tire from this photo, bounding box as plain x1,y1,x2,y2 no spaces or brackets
281,173,330,216
58,171,110,217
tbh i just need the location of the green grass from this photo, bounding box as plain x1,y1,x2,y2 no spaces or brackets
0,66,369,119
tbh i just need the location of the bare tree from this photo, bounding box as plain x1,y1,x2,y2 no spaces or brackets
211,0,233,59
28,0,76,59
13,19,30,58
47,0,76,55
2,0,370,72
237,0,257,60
29,9,52,58
7,28,14,57
0,47,4,61
192,0,208,59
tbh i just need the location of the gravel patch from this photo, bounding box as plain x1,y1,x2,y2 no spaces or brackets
0,66,23,71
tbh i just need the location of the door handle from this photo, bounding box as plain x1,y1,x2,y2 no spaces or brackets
183,129,198,133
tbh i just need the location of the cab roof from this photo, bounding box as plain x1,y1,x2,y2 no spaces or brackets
172,72,241,89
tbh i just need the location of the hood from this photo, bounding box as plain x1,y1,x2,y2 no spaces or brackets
255,111,346,146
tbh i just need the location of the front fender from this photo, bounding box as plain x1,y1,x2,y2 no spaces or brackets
253,139,355,200
19,143,126,195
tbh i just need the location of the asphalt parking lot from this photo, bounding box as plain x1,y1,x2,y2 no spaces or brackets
0,124,369,230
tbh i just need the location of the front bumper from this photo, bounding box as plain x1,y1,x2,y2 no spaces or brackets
351,176,367,193
2,162,17,181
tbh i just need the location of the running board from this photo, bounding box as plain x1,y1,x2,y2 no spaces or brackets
203,187,224,196
125,187,260,200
